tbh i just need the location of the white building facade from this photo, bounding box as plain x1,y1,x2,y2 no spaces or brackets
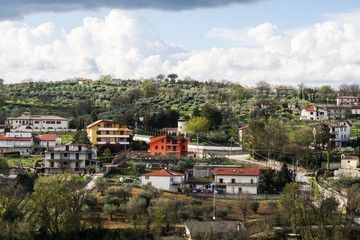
44,144,98,174
141,169,185,192
213,167,260,195
326,121,351,148
7,112,69,132
300,107,329,120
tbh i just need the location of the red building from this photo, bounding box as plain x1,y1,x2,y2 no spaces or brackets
149,135,189,157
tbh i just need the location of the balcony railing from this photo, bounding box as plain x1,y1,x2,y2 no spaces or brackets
98,135,130,138
97,127,119,131
98,141,129,145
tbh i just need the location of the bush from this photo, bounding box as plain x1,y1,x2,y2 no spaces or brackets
250,201,260,214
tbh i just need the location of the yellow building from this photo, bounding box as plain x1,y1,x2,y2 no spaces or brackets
86,120,133,146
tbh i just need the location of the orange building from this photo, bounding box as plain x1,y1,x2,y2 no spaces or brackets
149,135,189,157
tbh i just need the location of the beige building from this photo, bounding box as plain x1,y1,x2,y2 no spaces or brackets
6,112,69,132
340,154,359,169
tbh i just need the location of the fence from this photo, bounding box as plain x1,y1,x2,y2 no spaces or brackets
187,192,279,200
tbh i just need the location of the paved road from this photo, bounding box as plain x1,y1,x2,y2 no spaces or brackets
85,173,105,190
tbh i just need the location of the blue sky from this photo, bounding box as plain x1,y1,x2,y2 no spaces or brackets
1,0,360,86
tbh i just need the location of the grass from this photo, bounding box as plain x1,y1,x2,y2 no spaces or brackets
2,156,44,166
57,132,76,144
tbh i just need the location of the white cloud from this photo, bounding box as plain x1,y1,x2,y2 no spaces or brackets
2,9,360,87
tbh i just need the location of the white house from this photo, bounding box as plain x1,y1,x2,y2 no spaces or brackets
325,121,351,148
0,133,61,155
44,144,98,174
213,167,261,194
0,132,33,155
340,154,359,169
300,107,328,120
141,169,185,192
6,112,69,132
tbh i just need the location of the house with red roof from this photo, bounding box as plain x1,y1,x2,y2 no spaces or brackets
213,167,261,194
141,169,185,192
0,132,61,155
149,134,189,157
300,106,328,120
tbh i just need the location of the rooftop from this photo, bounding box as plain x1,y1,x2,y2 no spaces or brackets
141,169,185,177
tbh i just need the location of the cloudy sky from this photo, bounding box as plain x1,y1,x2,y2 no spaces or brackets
1,0,360,87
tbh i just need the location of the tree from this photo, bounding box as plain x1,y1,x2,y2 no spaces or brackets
256,81,271,98
29,175,88,237
185,116,210,134
142,80,157,98
238,194,252,224
274,163,293,191
156,74,165,81
250,201,260,214
151,197,177,234
314,123,333,150
103,204,118,221
167,73,178,83
320,85,334,101
88,111,98,123
200,103,222,129
72,130,91,144
94,177,109,195
103,148,112,159
0,158,9,175
126,197,147,229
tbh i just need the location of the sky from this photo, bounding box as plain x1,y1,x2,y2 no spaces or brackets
1,0,360,87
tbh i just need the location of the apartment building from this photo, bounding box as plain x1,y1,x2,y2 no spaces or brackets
86,120,133,147
149,134,189,157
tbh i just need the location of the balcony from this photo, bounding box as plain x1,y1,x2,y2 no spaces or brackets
166,143,180,146
98,127,119,131
216,182,257,186
166,150,180,153
98,135,130,138
98,141,129,145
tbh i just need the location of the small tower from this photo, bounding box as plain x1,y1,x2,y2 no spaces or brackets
178,118,187,133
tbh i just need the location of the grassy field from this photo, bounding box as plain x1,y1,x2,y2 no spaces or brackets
57,132,76,144
2,156,44,166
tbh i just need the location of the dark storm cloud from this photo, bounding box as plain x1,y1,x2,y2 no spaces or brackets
1,0,262,19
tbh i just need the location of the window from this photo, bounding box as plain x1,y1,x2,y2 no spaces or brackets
155,146,158,149
79,146,82,151
88,153,92,159
96,131,101,134
182,146,185,150
96,138,101,142
310,112,313,115
238,188,242,193
76,153,79,160
64,153,68,157
66,145,69,151
145,176,149,180
75,162,79,168
173,146,176,151
251,179,254,184
219,178,223,183
35,121,39,124
106,131,109,134
57,121,61,124
51,153,54,159
231,179,235,183
161,146,164,150
51,162,54,167
105,138,110,142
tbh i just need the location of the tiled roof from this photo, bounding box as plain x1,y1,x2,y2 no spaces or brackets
213,167,261,176
141,169,185,177
337,96,359,99
0,135,32,141
149,135,189,144
302,107,316,112
342,156,359,160
34,134,57,141
86,119,127,129
11,115,67,120
238,125,248,130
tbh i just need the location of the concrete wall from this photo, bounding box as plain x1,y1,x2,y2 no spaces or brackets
141,176,171,191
